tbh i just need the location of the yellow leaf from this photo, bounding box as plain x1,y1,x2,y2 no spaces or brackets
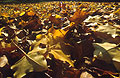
113,8,120,14
53,29,68,39
6,43,11,48
14,11,20,15
20,12,25,16
0,27,5,36
27,11,35,16
48,25,68,39
7,19,14,23
55,14,62,18
36,34,43,40
1,13,9,17
50,50,74,67
18,20,26,26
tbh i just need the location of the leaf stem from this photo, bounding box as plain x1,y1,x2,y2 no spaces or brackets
11,40,47,70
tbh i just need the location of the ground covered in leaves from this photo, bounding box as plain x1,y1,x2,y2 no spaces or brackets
0,1,120,78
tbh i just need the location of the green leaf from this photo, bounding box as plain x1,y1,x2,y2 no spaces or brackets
11,52,48,78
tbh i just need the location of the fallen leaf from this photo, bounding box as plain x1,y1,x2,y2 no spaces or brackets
108,46,120,72
50,49,73,67
20,12,25,16
0,27,5,36
68,9,88,25
27,11,35,16
0,55,8,67
59,2,66,9
47,56,78,78
24,19,42,30
48,25,69,39
1,13,9,17
80,71,94,78
113,8,120,15
89,67,119,78
55,14,62,18
94,32,120,44
31,33,74,67
93,42,120,71
0,42,17,53
72,40,94,63
49,15,62,26
93,42,115,63
11,52,48,78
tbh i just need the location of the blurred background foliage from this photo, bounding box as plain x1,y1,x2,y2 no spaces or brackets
0,0,119,4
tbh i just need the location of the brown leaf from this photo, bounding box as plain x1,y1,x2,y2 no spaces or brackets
71,40,94,61
49,15,62,27
90,67,119,78
0,72,3,78
47,56,80,78
47,57,64,78
94,32,120,44
0,42,17,53
64,68,81,78
24,19,42,30
59,3,66,9
71,40,94,68
92,59,117,72
68,9,88,25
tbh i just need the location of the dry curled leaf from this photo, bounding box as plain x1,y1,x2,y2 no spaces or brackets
68,9,88,25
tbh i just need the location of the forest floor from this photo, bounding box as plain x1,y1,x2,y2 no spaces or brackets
0,1,120,78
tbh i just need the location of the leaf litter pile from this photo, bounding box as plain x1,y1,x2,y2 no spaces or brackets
0,1,120,78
